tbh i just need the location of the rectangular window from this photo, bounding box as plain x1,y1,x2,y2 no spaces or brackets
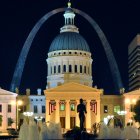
42,106,45,113
70,104,75,111
8,104,11,113
34,105,38,113
60,104,65,111
114,105,120,113
0,105,2,112
104,105,108,113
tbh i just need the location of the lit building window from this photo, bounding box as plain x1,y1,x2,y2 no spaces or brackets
60,104,65,111
34,105,38,113
114,105,120,113
0,105,2,112
104,105,108,113
42,106,45,113
70,104,75,111
8,104,11,113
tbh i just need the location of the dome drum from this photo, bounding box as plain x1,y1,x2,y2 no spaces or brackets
48,50,91,58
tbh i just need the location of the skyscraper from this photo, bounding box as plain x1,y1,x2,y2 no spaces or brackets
128,34,140,91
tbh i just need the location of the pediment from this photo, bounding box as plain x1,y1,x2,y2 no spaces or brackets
0,88,17,96
45,82,102,93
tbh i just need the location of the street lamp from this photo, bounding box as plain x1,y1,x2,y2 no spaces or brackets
16,100,23,130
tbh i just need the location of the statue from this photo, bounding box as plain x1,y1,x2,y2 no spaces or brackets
77,98,87,131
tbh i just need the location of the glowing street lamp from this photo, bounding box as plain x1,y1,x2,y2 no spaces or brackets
16,100,23,130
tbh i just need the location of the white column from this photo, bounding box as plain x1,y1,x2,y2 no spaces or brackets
90,62,92,76
86,100,91,129
66,61,69,73
76,100,80,127
65,100,70,129
61,61,63,73
3,103,7,131
47,63,50,76
55,100,60,123
77,62,80,73
72,61,74,73
86,63,88,75
52,63,54,75
56,62,58,75
46,100,50,122
96,100,100,123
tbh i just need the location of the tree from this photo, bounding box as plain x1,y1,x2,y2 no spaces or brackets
0,115,2,126
8,117,14,128
133,99,140,124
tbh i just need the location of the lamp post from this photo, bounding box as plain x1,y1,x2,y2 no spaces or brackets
16,100,23,130
23,112,33,123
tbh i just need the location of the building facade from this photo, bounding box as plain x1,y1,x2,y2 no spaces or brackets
0,88,17,132
128,34,140,91
44,2,125,131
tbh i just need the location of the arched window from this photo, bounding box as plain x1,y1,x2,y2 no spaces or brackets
80,65,82,73
69,65,72,72
63,65,66,73
75,65,77,73
84,66,86,74
54,66,56,74
58,65,61,73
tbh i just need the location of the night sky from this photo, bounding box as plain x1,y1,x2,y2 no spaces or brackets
0,0,140,94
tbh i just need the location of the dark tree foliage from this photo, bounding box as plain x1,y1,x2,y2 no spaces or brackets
133,99,140,123
0,115,2,125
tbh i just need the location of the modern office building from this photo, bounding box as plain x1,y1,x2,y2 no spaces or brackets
128,34,140,91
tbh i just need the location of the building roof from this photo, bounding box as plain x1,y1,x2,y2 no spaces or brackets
124,89,140,96
48,32,90,52
0,88,17,96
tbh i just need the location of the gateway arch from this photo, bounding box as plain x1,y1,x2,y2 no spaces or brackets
10,8,123,93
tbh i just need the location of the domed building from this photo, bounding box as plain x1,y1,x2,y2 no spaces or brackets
44,2,103,131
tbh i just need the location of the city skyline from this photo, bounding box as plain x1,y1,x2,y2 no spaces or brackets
0,0,140,94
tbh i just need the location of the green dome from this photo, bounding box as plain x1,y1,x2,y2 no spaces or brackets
49,32,90,52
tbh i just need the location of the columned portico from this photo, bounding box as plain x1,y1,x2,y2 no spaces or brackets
44,82,102,130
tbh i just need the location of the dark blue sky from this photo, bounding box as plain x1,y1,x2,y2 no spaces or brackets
0,0,140,94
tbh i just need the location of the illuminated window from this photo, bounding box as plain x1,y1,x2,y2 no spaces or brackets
70,104,75,111
0,105,2,112
114,105,120,113
8,104,11,113
104,105,108,113
60,104,65,111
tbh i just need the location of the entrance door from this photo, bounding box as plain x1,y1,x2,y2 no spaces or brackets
60,117,65,128
70,117,75,129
